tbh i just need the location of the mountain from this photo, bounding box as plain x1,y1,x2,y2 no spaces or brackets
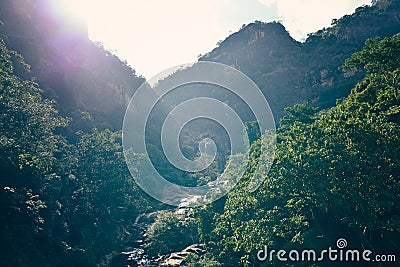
0,2,154,266
193,33,400,266
1,0,400,266
121,0,400,189
0,0,144,130
200,0,400,121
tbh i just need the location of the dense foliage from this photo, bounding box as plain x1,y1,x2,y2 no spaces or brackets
194,35,400,266
0,30,151,266
144,211,198,257
201,0,400,121
1,0,399,266
0,0,145,130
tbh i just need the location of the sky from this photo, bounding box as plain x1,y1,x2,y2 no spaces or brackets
59,0,371,79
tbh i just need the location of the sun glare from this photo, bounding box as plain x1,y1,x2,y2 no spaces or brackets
53,0,371,79
53,0,232,78
58,0,95,21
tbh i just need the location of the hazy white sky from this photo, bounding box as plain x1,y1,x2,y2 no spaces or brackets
60,0,370,78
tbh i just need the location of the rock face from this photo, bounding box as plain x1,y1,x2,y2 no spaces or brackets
200,1,400,122
111,209,204,267
134,211,160,224
116,212,163,267
161,244,206,267
108,210,199,267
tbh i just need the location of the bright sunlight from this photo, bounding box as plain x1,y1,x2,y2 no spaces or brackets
57,0,370,78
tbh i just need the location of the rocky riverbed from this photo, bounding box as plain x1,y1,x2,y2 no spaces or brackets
105,207,204,267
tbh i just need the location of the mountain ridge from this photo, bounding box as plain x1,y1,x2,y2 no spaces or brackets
200,0,400,121
0,0,144,131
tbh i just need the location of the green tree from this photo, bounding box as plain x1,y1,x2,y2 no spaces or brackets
0,37,68,266
195,35,400,266
145,211,199,256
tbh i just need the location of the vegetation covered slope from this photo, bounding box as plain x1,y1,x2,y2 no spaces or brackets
0,0,399,266
0,0,144,130
0,18,152,267
193,34,400,267
200,0,400,121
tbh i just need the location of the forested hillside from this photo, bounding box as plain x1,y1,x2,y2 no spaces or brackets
0,36,155,265
0,0,399,266
0,0,154,265
201,0,400,120
190,35,400,266
0,0,144,130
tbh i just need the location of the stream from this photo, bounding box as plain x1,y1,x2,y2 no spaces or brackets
113,211,163,267
104,197,204,266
